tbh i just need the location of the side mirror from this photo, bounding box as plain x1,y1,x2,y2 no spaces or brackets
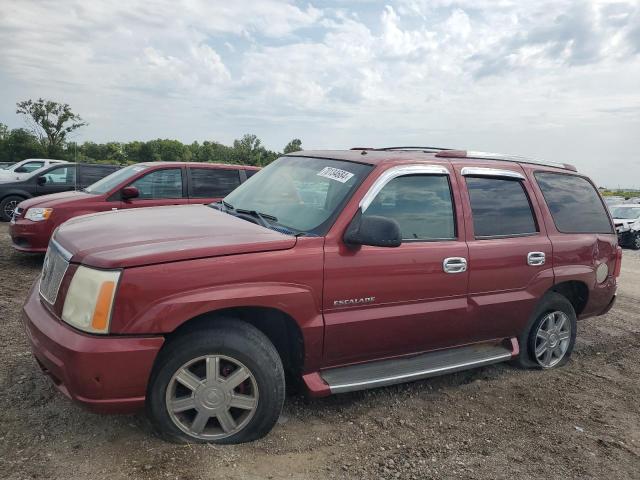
15,166,28,173
36,176,47,186
121,185,140,200
344,211,402,248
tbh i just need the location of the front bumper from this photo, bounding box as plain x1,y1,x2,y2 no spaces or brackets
617,230,637,246
10,218,53,253
22,281,164,413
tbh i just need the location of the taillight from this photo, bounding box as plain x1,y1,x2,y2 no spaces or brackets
613,246,623,278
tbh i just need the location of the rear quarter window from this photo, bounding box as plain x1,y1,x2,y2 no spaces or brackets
534,172,613,234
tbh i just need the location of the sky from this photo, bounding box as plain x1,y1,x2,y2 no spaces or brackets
1,0,639,187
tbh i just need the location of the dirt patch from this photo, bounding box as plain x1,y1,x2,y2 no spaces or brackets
1,222,639,479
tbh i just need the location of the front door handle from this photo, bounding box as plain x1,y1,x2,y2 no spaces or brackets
443,257,468,274
527,252,546,266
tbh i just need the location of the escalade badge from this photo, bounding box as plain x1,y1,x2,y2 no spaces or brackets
334,296,375,307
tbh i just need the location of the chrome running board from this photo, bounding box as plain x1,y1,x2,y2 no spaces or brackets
321,342,514,394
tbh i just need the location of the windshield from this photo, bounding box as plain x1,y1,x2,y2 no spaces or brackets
223,156,372,235
84,164,149,194
610,206,640,219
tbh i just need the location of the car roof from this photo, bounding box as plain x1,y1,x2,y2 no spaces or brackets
287,149,577,172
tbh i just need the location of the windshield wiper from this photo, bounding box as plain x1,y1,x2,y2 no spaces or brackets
236,208,278,227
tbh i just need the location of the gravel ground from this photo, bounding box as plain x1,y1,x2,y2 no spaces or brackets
1,222,639,480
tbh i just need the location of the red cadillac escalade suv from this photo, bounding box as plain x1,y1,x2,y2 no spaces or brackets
22,148,620,444
10,162,259,253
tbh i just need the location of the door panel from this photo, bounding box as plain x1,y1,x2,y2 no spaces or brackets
454,163,554,340
36,165,77,195
323,241,470,366
322,167,471,367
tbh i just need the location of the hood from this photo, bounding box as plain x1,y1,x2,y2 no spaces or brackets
54,204,297,268
18,191,91,210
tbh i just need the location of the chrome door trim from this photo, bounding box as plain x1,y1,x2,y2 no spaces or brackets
359,164,450,212
461,167,525,180
527,251,546,266
443,257,468,273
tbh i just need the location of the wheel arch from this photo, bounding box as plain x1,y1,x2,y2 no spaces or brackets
548,280,589,316
164,306,306,382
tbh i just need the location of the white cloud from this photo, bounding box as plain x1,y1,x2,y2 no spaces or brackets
0,0,639,186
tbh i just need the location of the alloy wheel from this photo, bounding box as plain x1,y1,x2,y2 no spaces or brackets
3,200,18,219
165,354,259,441
534,311,571,368
634,234,640,250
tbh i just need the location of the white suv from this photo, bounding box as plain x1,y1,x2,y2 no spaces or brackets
0,159,67,183
610,204,640,250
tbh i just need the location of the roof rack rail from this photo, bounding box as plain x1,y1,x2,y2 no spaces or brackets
435,150,577,171
376,146,454,152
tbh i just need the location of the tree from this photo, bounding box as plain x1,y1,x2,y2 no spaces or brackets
283,138,302,154
16,98,87,157
0,123,8,141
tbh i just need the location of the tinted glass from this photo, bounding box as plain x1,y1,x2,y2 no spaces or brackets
84,164,149,194
246,170,258,178
79,165,117,186
22,161,45,173
466,177,537,237
42,165,76,185
190,168,241,198
225,156,372,235
364,175,455,240
131,168,183,199
535,173,613,233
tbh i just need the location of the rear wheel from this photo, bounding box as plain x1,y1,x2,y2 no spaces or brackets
146,320,285,444
514,293,577,369
0,195,24,222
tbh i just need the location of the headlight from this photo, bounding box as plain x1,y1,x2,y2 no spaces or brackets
25,207,53,221
62,266,120,334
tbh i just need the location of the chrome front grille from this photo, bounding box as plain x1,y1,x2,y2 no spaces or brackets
39,240,71,304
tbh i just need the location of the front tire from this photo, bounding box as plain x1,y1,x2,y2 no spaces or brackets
0,195,24,222
146,320,285,444
514,293,577,369
631,232,640,250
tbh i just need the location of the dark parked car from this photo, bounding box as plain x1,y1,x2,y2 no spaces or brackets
0,163,120,221
23,148,619,444
10,162,259,252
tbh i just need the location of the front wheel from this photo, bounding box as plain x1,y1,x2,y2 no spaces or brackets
0,195,24,222
514,293,577,369
146,320,285,444
631,232,640,250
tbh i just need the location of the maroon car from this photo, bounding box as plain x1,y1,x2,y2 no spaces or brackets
22,148,619,444
10,162,259,252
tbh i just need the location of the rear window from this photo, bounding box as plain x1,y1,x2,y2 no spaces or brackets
190,168,241,198
466,177,538,238
535,172,613,234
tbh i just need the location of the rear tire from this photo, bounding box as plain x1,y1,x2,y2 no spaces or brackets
0,195,24,222
146,320,285,444
513,293,577,369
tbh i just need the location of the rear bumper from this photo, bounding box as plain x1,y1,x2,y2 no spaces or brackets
10,218,52,253
22,281,164,413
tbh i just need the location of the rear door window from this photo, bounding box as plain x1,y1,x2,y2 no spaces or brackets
364,175,456,240
189,168,241,198
130,168,184,199
535,172,613,234
466,177,538,238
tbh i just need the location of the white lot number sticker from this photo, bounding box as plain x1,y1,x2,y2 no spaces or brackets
317,166,354,184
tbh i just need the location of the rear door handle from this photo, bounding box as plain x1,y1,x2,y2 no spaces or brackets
527,252,546,266
443,257,468,274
